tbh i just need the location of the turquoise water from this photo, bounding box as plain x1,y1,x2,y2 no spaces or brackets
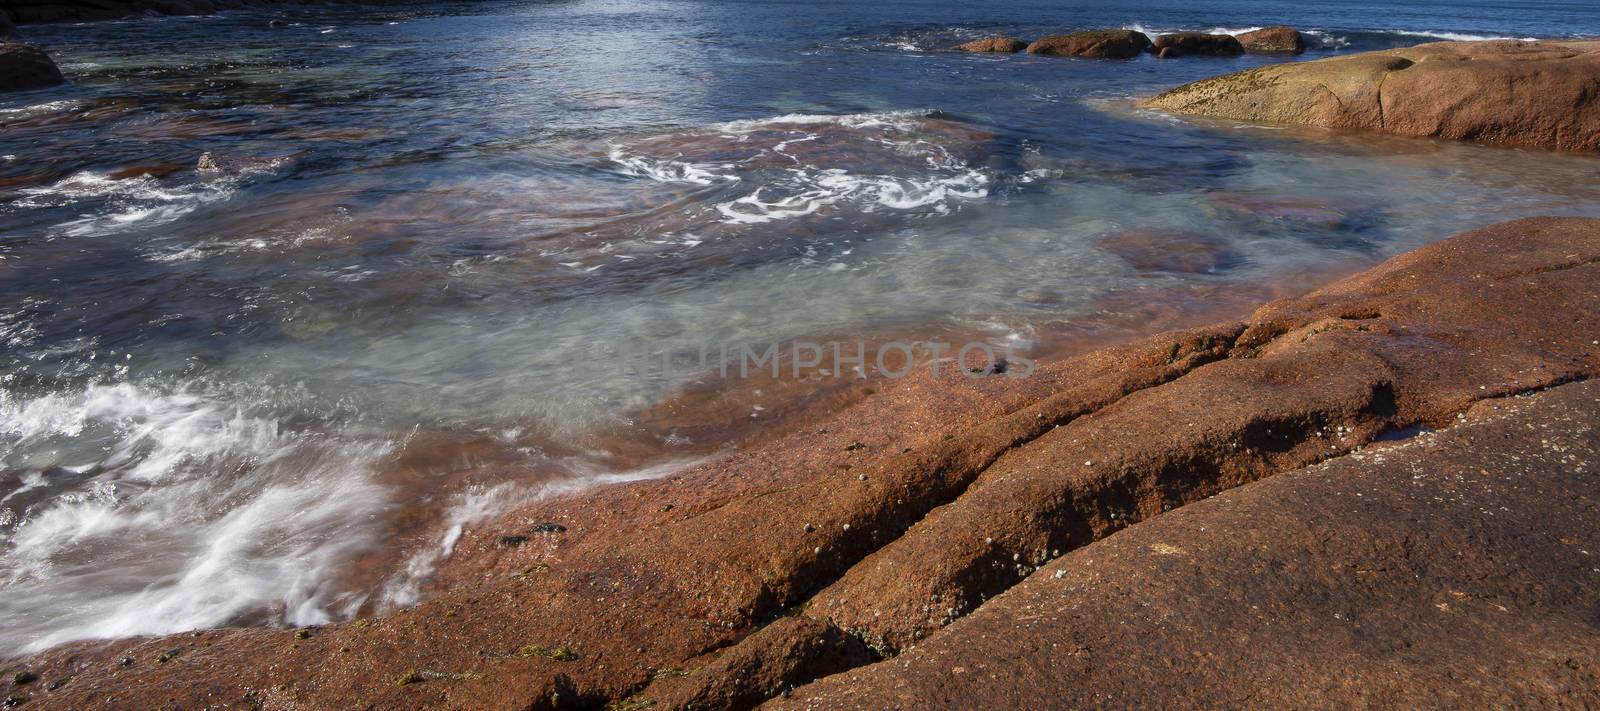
1,0,1598,653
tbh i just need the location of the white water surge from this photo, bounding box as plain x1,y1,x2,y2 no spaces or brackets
0,383,393,654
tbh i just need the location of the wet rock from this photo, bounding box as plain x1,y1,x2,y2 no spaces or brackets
1027,30,1151,59
1151,32,1244,57
9,673,33,686
196,151,292,177
953,36,1026,53
1096,228,1242,274
0,43,64,92
1144,39,1600,152
1235,25,1306,54
107,163,186,181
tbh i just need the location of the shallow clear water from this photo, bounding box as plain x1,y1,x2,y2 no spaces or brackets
2,0,1599,653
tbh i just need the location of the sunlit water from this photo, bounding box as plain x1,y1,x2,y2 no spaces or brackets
3,0,1599,654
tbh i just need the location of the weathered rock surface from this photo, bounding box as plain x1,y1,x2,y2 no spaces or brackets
953,36,1026,53
1144,39,1600,152
1026,30,1151,59
1152,31,1245,57
776,376,1600,709
0,42,64,92
4,217,1599,710
1236,25,1306,54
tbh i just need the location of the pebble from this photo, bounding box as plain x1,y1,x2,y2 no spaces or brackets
804,523,816,533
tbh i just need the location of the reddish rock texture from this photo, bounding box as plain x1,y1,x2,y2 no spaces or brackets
952,36,1026,53
1026,30,1152,59
1236,25,1307,54
4,217,1600,709
777,376,1600,709
1144,39,1600,152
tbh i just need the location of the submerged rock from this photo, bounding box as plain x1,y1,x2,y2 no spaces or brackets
1027,30,1151,59
0,43,64,92
1096,228,1242,274
1235,25,1306,54
954,36,1027,53
1144,39,1600,152
1151,32,1245,57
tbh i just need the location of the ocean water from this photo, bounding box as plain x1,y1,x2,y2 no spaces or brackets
2,0,1599,653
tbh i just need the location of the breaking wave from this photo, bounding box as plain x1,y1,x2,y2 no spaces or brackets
0,382,393,654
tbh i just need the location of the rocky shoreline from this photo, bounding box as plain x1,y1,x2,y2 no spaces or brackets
1146,39,1600,152
6,10,1600,709
5,216,1599,709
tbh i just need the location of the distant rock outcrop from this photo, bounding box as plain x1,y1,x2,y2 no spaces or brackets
1027,30,1152,59
1236,25,1306,54
1145,39,1600,152
954,36,1027,53
1151,31,1245,57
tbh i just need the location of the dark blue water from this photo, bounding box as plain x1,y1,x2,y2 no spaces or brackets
2,0,1598,653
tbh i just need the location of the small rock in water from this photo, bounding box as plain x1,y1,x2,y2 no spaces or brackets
1151,32,1245,57
0,43,67,92
954,37,1027,53
1028,30,1152,59
1235,26,1306,55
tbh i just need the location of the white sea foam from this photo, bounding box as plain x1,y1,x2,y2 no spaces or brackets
604,111,990,225
1398,30,1538,42
0,383,394,654
15,171,237,238
714,109,935,133
607,145,736,185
